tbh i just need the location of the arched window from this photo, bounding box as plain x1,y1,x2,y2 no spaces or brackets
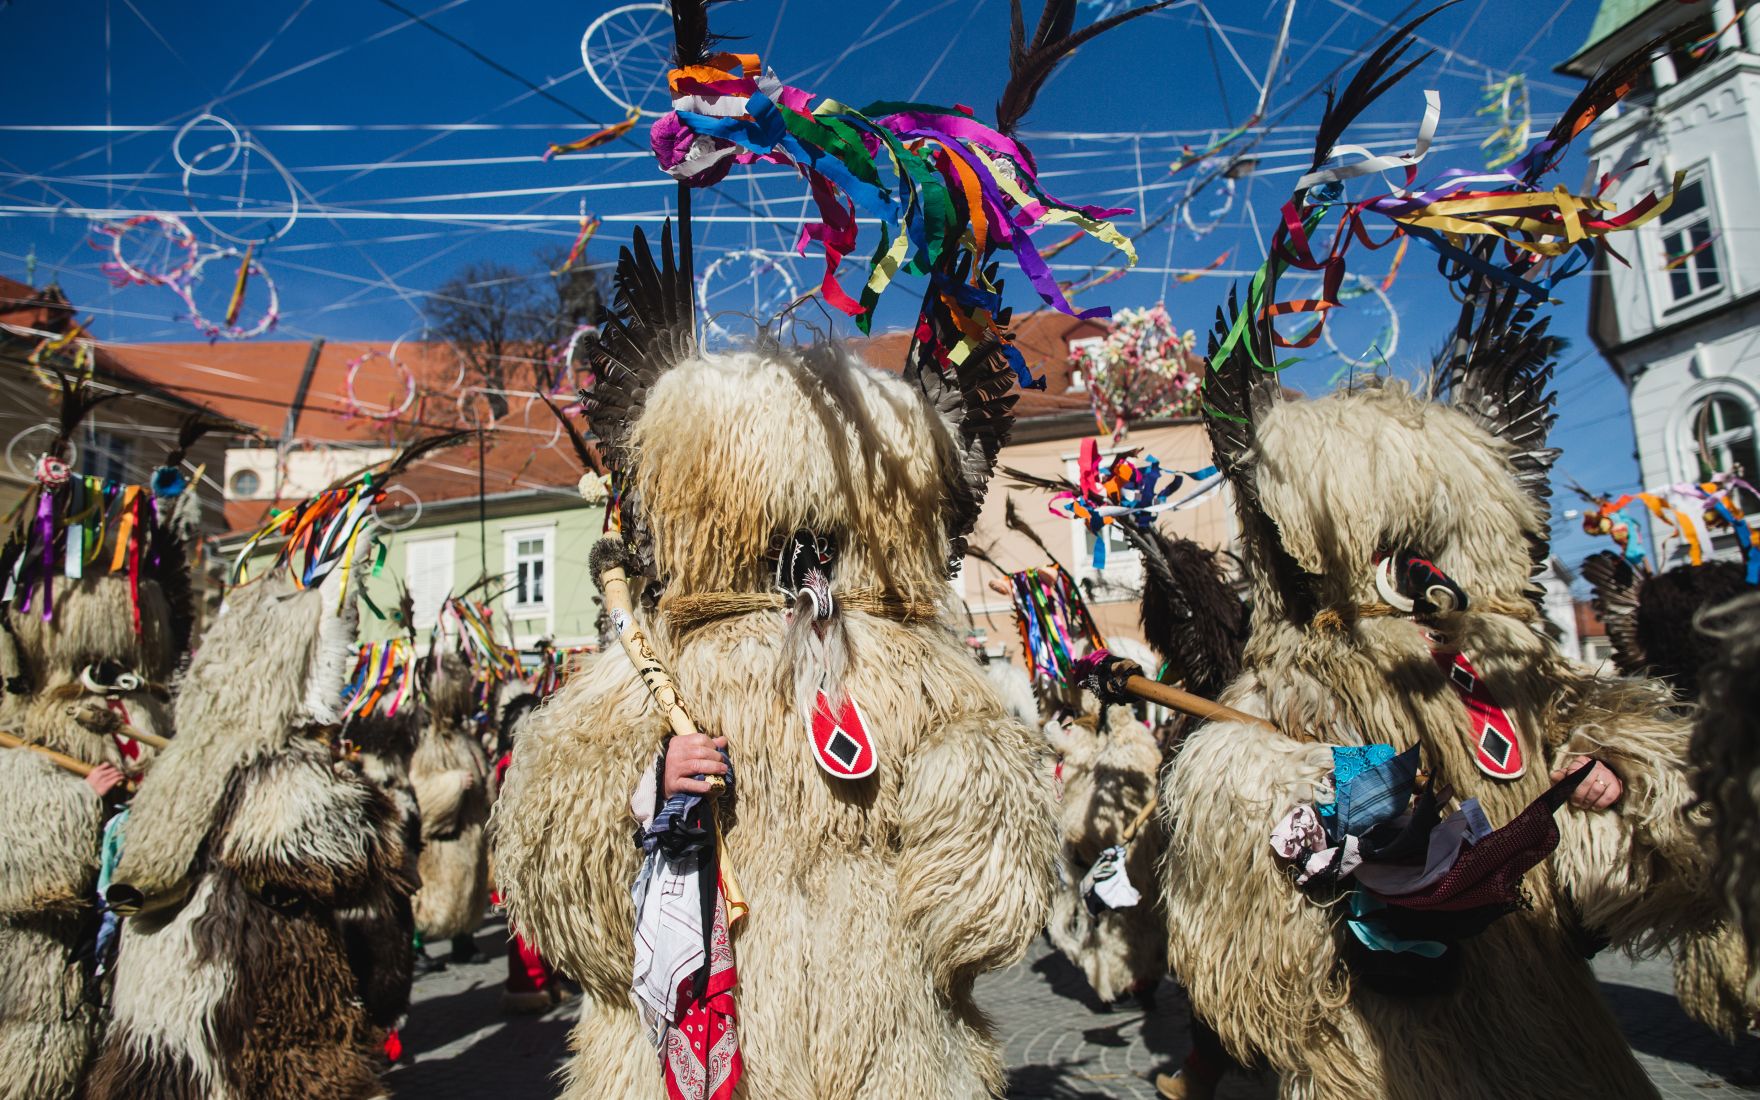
1687,392,1760,509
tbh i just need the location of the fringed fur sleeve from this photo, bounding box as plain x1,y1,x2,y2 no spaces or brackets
1545,667,1720,952
1159,682,1353,1069
0,750,102,914
895,711,1058,991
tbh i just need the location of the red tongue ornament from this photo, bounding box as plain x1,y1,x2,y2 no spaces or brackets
1432,649,1525,780
809,691,877,779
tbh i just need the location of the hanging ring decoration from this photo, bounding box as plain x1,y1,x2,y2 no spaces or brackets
344,350,418,421
519,393,565,450
1321,274,1400,371
7,424,75,482
453,386,502,430
581,3,677,119
173,113,243,176
93,213,200,288
562,322,599,389
177,116,302,246
173,248,281,341
697,249,801,348
371,484,424,532
1180,157,1237,238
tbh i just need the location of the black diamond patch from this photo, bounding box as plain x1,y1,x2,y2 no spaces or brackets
1450,663,1476,693
1480,724,1512,767
826,729,862,769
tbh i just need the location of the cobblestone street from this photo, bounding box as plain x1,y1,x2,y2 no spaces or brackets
393,917,1760,1098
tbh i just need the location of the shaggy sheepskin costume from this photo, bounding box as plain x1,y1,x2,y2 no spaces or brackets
0,575,177,1100
85,532,413,1100
410,650,492,945
492,229,1059,1098
336,663,424,1037
1044,704,1165,1002
1159,377,1718,1099
0,398,199,1100
1154,31,1724,1096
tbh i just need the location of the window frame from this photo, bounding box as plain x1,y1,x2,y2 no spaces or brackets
1651,165,1729,319
503,525,555,613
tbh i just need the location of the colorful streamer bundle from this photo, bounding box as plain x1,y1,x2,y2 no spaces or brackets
530,639,594,698
340,638,418,721
1,464,179,633
434,595,525,729
228,469,388,603
437,595,524,681
1008,564,1107,685
651,52,1137,332
1067,303,1202,435
543,107,641,161
1578,472,1760,581
1212,73,1676,380
1048,438,1221,569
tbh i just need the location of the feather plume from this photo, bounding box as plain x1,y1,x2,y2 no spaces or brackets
996,0,1175,139
1118,525,1246,699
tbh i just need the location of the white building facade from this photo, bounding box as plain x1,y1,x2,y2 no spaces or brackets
1564,0,1760,566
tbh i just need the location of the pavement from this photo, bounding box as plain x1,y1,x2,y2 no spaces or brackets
394,917,1760,1099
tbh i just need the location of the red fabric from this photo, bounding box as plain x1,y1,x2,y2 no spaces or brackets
383,1029,403,1063
505,932,556,994
663,892,741,1100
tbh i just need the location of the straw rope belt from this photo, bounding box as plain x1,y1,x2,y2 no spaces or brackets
660,586,942,636
1310,598,1540,635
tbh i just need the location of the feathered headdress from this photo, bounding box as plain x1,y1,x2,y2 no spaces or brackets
575,0,1173,585
1201,10,1667,622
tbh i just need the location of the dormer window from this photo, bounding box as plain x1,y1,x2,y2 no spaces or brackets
1660,176,1722,306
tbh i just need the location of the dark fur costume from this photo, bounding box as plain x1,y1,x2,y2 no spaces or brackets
1584,551,1748,699
1692,593,1760,1006
87,543,414,1100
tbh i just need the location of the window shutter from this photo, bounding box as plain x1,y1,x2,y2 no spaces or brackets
406,537,456,628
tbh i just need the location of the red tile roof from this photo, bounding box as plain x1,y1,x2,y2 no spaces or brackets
106,339,588,532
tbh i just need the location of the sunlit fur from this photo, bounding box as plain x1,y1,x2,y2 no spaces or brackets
493,345,1059,1098
1044,705,1166,1002
0,571,174,1100
1159,384,1714,1099
410,652,491,942
88,551,409,1100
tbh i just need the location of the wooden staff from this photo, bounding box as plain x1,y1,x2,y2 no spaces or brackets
64,706,171,750
0,729,96,778
591,537,745,920
986,577,1278,734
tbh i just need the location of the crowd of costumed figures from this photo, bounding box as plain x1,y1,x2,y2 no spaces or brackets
5,4,1760,1100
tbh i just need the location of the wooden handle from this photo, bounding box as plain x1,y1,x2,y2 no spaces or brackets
0,730,96,777
1123,674,1281,734
597,562,723,793
114,724,171,751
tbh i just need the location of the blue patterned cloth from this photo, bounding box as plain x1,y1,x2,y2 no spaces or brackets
1317,744,1397,820
1334,745,1421,841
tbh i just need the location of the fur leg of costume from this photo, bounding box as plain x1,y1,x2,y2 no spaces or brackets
1044,705,1167,1002
410,656,491,944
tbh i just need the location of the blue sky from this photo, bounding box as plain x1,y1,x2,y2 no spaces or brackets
0,0,1636,577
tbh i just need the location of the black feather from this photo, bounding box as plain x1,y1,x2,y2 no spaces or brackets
995,0,1174,138
1119,525,1247,699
